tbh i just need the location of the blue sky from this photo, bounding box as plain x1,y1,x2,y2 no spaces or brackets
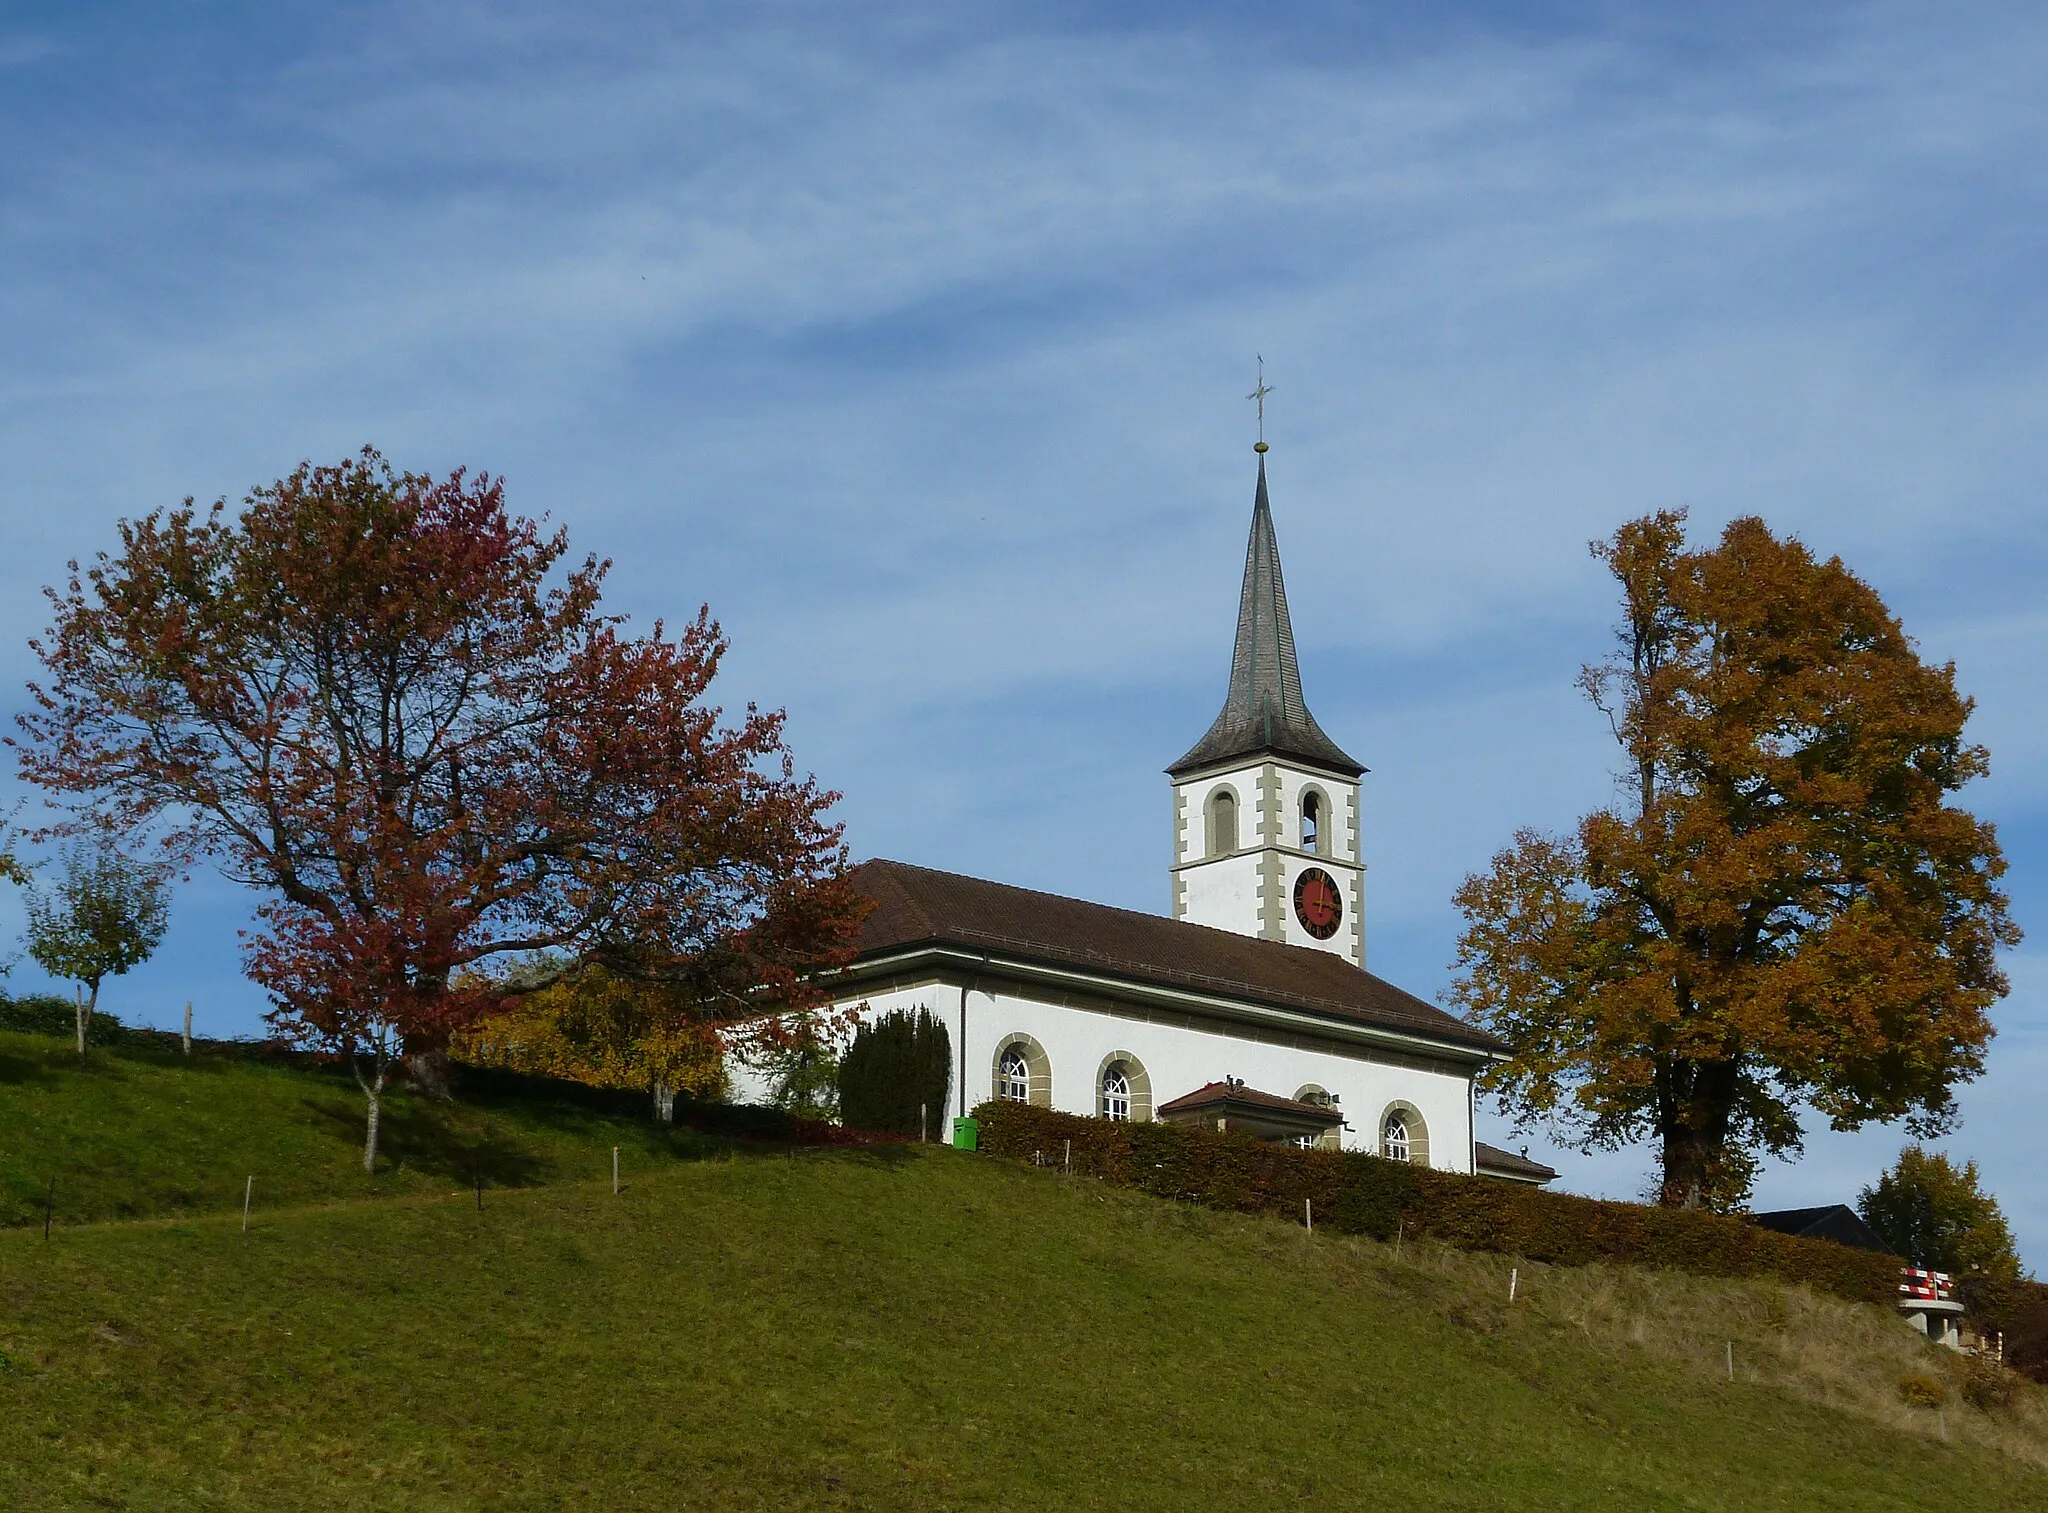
3,2,2045,1256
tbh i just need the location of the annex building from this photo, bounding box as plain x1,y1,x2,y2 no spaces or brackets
743,447,1550,1183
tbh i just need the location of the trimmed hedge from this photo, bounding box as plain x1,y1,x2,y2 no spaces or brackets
972,1101,1901,1307
1957,1275,2048,1385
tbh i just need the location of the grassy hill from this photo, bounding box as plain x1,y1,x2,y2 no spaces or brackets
2,1030,2044,1510
0,1027,726,1229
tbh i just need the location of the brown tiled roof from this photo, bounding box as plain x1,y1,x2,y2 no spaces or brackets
1474,1141,1558,1182
1156,1081,1342,1122
845,859,1500,1056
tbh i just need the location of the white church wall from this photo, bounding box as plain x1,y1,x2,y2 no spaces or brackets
726,980,1475,1173
1178,852,1264,934
944,985,1472,1171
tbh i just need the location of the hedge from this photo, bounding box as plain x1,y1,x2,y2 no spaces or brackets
972,1101,1901,1307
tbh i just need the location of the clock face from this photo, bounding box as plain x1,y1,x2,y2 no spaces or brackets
1293,867,1343,940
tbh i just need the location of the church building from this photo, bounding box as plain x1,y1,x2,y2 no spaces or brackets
744,447,1546,1179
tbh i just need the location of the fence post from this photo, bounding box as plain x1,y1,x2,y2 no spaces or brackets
612,1147,620,1195
921,1103,927,1143
242,1176,253,1234
182,1001,193,1057
1509,1267,1518,1304
1726,1342,1734,1381
1305,1199,1313,1234
1064,1139,1071,1175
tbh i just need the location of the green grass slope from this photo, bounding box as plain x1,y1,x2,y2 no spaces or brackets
2,1148,2044,1510
0,1028,721,1228
2,1032,2042,1510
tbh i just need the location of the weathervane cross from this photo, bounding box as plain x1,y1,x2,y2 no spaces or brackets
1247,356,1273,451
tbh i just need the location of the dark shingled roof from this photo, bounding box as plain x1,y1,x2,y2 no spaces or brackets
1156,1081,1343,1122
846,859,1499,1055
1750,1205,1895,1256
1474,1141,1559,1183
1168,456,1364,779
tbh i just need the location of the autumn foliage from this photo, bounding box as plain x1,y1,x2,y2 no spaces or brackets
18,449,866,1166
1451,513,2017,1208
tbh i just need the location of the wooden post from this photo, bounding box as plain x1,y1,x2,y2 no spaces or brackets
1726,1342,1734,1381
43,1178,55,1240
1063,1139,1071,1175
1305,1199,1313,1234
1509,1267,1519,1303
182,1001,193,1058
612,1147,620,1195
242,1176,253,1234
920,1103,927,1143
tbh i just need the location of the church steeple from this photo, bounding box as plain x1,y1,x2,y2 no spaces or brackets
1169,446,1367,968
1169,455,1363,779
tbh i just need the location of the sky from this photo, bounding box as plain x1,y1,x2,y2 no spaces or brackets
3,1,2045,1257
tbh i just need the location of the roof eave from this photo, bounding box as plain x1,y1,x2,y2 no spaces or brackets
823,938,1504,1066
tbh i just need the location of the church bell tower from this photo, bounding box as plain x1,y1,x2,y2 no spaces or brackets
1168,448,1367,968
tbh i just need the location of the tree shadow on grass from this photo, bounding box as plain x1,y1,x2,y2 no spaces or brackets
301,1096,555,1187
0,1052,63,1088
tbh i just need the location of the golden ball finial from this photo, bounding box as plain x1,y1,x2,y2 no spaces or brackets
1254,441,1269,454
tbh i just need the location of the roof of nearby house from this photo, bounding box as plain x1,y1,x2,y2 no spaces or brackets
1167,456,1364,779
1749,1205,1895,1255
844,858,1501,1057
1474,1141,1559,1184
1155,1081,1343,1124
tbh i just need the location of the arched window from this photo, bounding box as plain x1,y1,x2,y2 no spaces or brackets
996,1046,1030,1102
990,1035,1051,1106
1378,1102,1429,1165
1294,1084,1343,1151
1301,790,1322,854
1100,1061,1132,1121
1207,788,1239,857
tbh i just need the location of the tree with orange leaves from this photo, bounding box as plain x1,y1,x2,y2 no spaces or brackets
1450,512,2017,1210
18,449,866,1170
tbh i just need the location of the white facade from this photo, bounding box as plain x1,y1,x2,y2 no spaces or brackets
731,968,1481,1173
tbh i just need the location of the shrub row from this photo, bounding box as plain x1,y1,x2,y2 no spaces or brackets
971,1101,1900,1307
1957,1274,2048,1384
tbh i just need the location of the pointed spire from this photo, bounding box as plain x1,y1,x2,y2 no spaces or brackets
1169,455,1363,778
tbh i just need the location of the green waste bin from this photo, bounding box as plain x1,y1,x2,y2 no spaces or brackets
951,1117,979,1151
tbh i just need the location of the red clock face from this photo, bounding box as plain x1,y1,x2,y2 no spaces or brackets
1293,867,1343,940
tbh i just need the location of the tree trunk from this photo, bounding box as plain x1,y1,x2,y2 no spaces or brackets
363,1087,381,1174
405,1041,455,1101
352,1045,390,1175
1656,1058,1740,1209
75,982,99,1057
652,1079,675,1123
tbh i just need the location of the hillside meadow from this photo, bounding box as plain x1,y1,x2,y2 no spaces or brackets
1,1027,2043,1510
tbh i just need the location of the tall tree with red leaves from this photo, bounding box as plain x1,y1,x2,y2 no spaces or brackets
18,448,866,1169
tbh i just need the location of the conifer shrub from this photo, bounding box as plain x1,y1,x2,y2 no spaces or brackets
838,1008,950,1140
972,1101,1901,1305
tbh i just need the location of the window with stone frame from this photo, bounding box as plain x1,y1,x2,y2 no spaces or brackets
1100,1061,1132,1121
996,1045,1030,1102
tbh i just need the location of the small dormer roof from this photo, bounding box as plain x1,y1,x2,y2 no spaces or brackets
1169,455,1364,779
